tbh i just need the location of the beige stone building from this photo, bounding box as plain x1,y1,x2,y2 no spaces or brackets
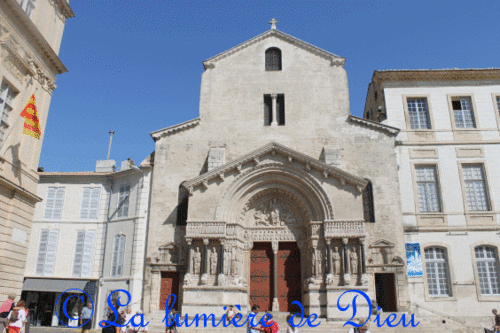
143,21,409,321
0,0,73,300
23,158,152,329
364,69,500,327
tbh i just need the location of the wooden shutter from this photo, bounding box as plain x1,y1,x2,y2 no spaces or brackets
80,188,91,219
111,235,125,277
36,229,49,275
73,230,85,277
89,188,100,219
81,231,95,277
264,95,272,126
117,235,126,276
44,230,59,276
53,188,65,219
44,188,56,219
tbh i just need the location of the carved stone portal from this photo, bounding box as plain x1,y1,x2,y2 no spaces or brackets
252,198,297,226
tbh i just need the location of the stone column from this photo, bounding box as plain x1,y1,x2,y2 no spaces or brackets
272,241,280,311
271,94,278,126
360,237,368,285
326,238,334,285
218,241,226,286
183,238,193,285
201,238,209,285
342,238,350,285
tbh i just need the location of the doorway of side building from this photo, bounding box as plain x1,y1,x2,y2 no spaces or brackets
374,273,397,312
159,272,180,310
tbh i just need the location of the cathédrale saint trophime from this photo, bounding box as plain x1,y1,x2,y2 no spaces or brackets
6,9,500,333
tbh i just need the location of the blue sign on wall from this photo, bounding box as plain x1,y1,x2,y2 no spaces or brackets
405,243,423,277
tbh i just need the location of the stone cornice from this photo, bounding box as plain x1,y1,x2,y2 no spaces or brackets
2,0,68,75
150,118,200,141
0,174,42,203
372,68,500,84
50,0,75,21
202,29,345,70
182,141,368,194
347,115,400,136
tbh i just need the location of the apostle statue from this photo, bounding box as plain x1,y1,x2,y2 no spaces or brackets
210,247,218,275
350,251,358,275
193,247,201,275
333,247,341,275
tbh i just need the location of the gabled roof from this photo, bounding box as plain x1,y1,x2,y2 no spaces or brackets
202,29,345,70
182,141,368,194
150,118,200,142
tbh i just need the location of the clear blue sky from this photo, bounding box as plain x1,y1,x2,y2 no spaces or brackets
39,0,500,172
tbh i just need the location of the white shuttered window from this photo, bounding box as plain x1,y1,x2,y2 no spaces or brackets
424,247,451,297
73,230,95,278
416,166,441,212
475,246,500,295
80,188,101,220
111,235,126,277
463,165,489,211
36,229,59,276
44,187,65,219
117,186,130,218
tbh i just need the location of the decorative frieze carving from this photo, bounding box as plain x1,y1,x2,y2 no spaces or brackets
324,221,366,238
252,198,297,226
186,221,226,238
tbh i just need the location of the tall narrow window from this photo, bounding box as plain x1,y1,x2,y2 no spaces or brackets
277,94,285,126
362,181,375,222
36,229,59,276
117,185,130,218
415,166,441,212
452,97,476,128
80,188,101,220
176,186,189,226
265,48,281,71
463,165,489,211
407,98,431,129
20,0,35,17
111,235,126,277
475,246,500,295
424,247,451,297
496,96,500,116
73,230,95,278
44,187,65,220
264,95,272,126
0,81,18,145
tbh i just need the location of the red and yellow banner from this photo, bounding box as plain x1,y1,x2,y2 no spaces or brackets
20,94,41,140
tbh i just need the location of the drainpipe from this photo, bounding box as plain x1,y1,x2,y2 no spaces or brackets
97,174,114,328
141,168,154,313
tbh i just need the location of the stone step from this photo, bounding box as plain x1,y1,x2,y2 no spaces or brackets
144,311,484,333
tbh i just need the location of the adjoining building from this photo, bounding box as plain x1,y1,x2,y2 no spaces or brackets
22,157,153,329
143,20,409,321
364,68,500,326
0,0,73,300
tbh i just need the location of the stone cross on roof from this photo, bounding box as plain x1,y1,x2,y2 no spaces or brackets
269,18,277,30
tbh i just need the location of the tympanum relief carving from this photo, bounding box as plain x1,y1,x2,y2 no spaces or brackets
252,198,297,226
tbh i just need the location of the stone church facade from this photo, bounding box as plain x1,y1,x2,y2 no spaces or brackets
143,22,409,320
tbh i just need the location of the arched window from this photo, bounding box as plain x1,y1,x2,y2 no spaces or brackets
424,247,451,297
475,246,500,295
265,48,282,71
111,235,126,277
362,181,374,222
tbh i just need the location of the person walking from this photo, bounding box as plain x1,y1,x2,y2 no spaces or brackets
7,301,26,333
247,305,262,333
0,295,16,333
102,305,124,333
166,309,177,333
80,303,92,333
